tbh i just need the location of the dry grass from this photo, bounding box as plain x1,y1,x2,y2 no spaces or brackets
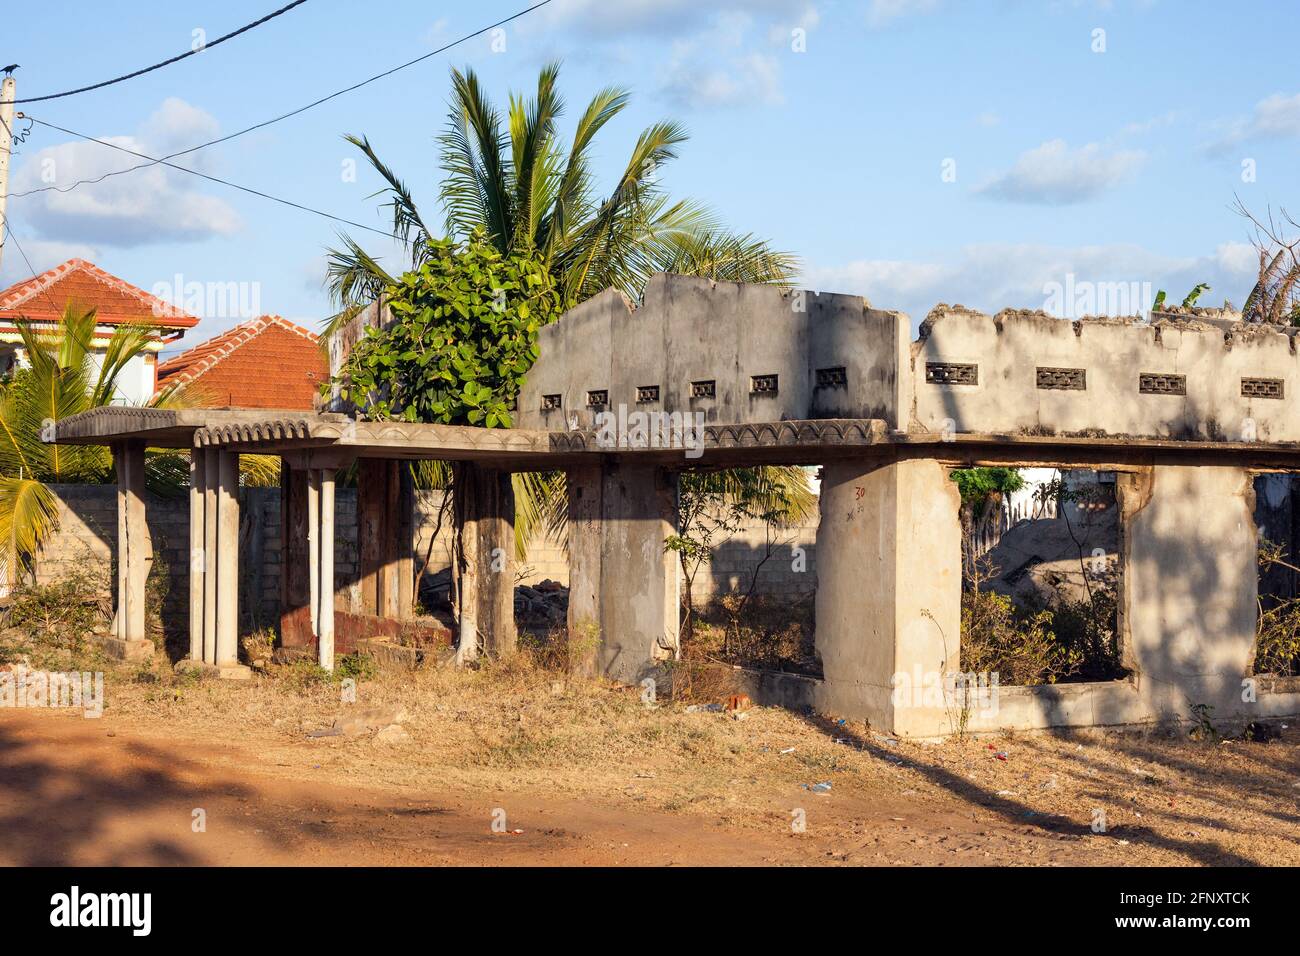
95,650,1300,864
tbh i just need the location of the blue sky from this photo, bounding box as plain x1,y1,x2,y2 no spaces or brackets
3,0,1298,356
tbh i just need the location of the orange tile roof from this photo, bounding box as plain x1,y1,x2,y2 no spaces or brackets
155,314,327,410
0,258,199,333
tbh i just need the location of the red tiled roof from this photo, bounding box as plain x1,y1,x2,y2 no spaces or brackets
0,258,199,331
155,314,326,410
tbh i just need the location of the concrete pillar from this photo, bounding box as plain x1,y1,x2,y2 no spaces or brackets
187,448,207,662
565,462,679,684
397,464,415,620
317,468,336,671
453,462,517,663
813,457,962,737
213,450,246,676
307,467,320,636
1119,465,1258,728
111,440,153,661
357,458,405,617
279,457,314,649
202,447,219,664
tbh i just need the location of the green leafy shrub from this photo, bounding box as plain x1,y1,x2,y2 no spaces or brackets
334,234,567,428
336,652,378,682
1,569,109,668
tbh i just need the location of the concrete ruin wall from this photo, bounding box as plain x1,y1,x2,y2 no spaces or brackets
518,274,1300,445
518,274,907,431
912,308,1300,441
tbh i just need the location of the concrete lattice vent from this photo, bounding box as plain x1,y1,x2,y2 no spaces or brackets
816,366,847,388
1036,367,1087,390
691,380,716,399
751,374,779,394
1139,372,1187,395
926,362,979,386
1242,377,1285,400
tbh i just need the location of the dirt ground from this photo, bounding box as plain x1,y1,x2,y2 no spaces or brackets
1,656,1298,866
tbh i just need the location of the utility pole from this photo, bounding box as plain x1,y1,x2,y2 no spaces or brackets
0,70,15,269
0,70,15,271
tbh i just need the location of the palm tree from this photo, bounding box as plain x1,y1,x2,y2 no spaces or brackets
324,61,798,326
324,63,813,576
0,305,176,582
0,305,281,586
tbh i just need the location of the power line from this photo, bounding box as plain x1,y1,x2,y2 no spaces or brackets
0,1,311,106
24,117,403,241
9,0,554,201
1,220,68,317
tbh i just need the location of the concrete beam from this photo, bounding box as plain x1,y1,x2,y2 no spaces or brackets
566,462,679,684
814,458,962,737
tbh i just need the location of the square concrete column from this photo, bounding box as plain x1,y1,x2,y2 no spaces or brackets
357,458,406,618
814,457,962,737
112,440,153,662
213,450,248,677
187,447,208,662
566,462,680,684
453,462,517,663
1119,465,1258,728
317,467,336,671
202,448,220,664
307,467,320,636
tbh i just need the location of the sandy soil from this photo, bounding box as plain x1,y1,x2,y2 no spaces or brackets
0,661,1297,867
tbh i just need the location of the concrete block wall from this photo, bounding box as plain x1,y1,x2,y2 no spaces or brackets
912,308,1300,441
514,273,1300,448
33,482,810,637
518,274,907,431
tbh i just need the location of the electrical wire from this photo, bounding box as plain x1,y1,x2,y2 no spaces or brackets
24,117,403,241
8,0,554,201
0,1,311,106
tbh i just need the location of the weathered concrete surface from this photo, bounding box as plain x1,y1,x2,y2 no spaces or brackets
814,458,962,736
567,462,679,684
913,307,1300,442
1120,465,1260,727
519,274,907,431
453,463,517,662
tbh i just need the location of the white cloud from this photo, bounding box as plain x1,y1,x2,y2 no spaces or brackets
9,98,242,248
802,241,1258,325
978,139,1146,204
0,237,99,289
1205,92,1300,154
659,11,792,109
974,111,1002,128
540,0,814,37
867,0,941,28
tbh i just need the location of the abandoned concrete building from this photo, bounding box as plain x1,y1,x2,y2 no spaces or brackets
50,274,1300,737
